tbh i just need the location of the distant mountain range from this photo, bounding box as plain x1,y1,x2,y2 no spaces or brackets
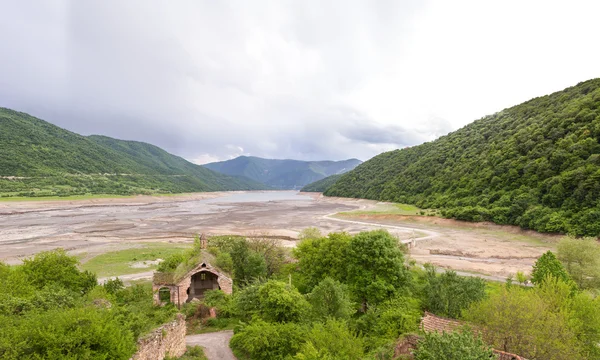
0,108,267,197
204,156,362,190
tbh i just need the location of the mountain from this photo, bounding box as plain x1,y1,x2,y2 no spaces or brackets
325,79,600,236
0,108,267,197
204,156,362,190
301,174,343,192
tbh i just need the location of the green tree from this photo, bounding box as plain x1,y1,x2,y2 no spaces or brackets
230,239,268,286
354,296,421,341
531,251,572,286
293,232,352,292
230,319,307,360
307,277,354,321
557,236,600,289
20,249,97,294
413,330,496,360
295,319,364,360
464,283,582,360
345,230,410,310
256,280,309,323
424,267,486,319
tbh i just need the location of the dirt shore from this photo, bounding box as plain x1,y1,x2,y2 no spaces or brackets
0,191,555,277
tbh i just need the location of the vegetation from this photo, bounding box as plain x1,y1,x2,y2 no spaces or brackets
465,276,600,359
413,330,496,360
300,174,343,192
204,156,361,190
530,250,572,286
0,250,177,359
82,243,189,277
325,79,600,236
0,107,267,198
557,236,600,289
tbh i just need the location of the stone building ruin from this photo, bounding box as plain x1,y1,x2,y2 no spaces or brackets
152,235,233,307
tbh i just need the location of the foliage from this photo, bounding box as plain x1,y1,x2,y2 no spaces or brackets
157,253,187,272
354,296,422,342
301,174,343,192
293,232,352,293
294,319,364,360
230,238,268,286
230,319,307,360
557,236,600,289
297,227,322,241
21,249,97,294
307,277,354,321
345,230,410,309
0,250,178,359
325,79,600,236
413,330,496,360
423,266,487,319
464,278,588,360
0,108,267,197
256,280,310,323
531,251,573,286
204,156,361,190
166,346,208,360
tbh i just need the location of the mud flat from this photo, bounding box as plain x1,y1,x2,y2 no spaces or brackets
0,191,555,278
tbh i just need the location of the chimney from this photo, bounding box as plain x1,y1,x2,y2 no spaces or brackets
200,233,208,249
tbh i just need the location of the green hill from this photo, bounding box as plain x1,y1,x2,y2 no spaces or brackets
301,174,343,192
325,79,600,236
0,108,267,197
204,156,361,190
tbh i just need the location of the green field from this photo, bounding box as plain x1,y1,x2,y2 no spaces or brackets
81,243,190,277
339,203,432,216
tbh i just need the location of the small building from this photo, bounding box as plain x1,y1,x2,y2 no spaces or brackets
152,239,233,307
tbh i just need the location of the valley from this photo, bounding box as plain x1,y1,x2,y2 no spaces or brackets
0,191,554,280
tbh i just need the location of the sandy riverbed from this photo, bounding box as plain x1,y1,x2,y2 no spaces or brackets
0,191,555,278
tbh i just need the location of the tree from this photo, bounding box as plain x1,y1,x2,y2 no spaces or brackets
345,230,410,310
424,267,486,319
293,232,352,292
307,277,354,321
464,283,582,360
20,249,97,294
557,236,600,289
229,239,268,286
354,295,421,340
230,319,307,360
413,330,496,360
256,280,309,323
530,251,572,286
298,227,322,241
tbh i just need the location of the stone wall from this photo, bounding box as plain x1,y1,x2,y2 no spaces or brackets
131,313,187,360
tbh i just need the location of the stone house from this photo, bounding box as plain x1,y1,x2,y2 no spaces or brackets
152,240,233,307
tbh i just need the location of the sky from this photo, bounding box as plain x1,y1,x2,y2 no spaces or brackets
1,1,599,164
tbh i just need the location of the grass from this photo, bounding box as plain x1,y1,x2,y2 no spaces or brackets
0,193,187,202
81,243,190,277
339,203,436,216
168,346,208,360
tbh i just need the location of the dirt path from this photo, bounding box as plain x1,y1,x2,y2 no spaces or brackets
186,331,236,360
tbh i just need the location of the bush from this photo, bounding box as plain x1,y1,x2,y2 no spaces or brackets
413,330,495,360
230,319,307,360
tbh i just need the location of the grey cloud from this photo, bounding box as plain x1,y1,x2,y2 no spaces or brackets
3,1,595,165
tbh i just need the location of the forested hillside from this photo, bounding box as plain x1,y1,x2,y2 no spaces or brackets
204,156,361,189
326,79,600,236
0,108,266,197
301,174,342,192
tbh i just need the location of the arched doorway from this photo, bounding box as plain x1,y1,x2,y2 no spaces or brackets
158,287,171,304
187,270,220,302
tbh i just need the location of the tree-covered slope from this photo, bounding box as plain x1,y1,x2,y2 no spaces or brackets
0,108,267,197
301,174,343,192
204,156,361,189
325,79,600,236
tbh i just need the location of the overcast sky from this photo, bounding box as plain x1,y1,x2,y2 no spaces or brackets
1,1,599,164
